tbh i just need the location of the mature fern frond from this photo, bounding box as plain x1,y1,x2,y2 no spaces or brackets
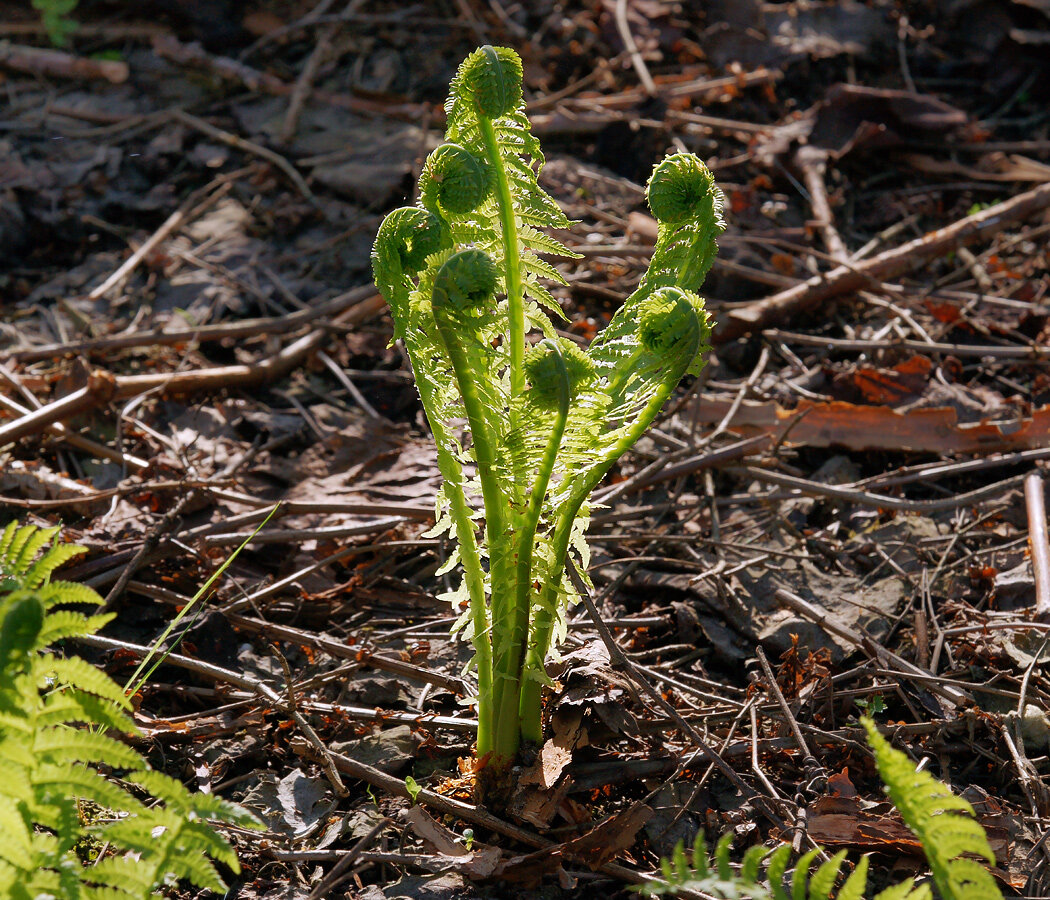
862,718,1003,900
636,722,1002,900
0,522,261,900
633,833,864,900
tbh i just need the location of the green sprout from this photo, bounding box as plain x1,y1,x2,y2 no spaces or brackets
371,45,723,793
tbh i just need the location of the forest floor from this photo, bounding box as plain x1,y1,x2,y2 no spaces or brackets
2,1,1050,897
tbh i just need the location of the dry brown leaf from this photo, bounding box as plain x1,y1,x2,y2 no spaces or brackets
561,802,652,869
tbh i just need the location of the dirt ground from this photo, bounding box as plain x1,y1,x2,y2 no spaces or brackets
2,1,1050,897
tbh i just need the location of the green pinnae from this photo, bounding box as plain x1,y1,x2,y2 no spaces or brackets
524,340,595,407
460,44,523,119
646,153,718,224
421,143,490,216
432,248,498,313
638,287,703,358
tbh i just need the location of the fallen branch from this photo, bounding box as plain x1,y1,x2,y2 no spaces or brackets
713,181,1050,344
1025,473,1050,621
0,369,116,447
112,293,386,400
5,286,374,363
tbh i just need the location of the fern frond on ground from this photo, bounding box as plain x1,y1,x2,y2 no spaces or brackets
862,717,1003,900
635,718,1002,900
0,522,260,900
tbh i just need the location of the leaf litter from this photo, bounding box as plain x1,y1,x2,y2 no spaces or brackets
1,0,1049,897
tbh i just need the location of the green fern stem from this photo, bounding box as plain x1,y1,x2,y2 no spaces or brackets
477,114,526,442
518,365,689,741
494,341,572,752
431,250,516,762
434,440,495,752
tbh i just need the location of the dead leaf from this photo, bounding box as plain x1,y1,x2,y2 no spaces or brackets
562,803,652,869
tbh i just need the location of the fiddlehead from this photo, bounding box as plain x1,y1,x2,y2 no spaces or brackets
458,44,523,119
637,286,706,361
524,339,595,409
646,152,720,224
371,207,451,330
419,143,490,217
431,247,499,315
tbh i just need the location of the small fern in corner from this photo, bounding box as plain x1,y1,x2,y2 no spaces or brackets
0,521,261,899
635,717,1002,900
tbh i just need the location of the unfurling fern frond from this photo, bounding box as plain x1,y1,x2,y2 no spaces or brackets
372,43,722,782
0,522,261,900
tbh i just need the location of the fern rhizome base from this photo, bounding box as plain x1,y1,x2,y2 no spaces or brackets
372,44,725,792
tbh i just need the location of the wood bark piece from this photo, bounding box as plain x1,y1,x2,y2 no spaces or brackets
695,395,1050,454
0,370,116,447
713,181,1050,344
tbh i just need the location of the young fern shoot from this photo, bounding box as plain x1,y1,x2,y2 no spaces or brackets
372,45,724,785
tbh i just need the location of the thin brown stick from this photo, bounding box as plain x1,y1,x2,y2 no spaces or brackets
1026,472,1050,621
110,293,386,399
0,389,147,472
0,370,116,447
774,588,971,707
754,646,827,793
88,182,231,300
5,286,375,363
614,0,657,96
280,24,338,144
172,110,314,201
0,41,128,82
739,465,1026,513
795,146,849,263
714,181,1050,344
765,328,1050,360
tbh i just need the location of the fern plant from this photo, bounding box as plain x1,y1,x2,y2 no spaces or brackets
371,45,724,779
635,717,1003,900
0,521,260,899
32,0,79,46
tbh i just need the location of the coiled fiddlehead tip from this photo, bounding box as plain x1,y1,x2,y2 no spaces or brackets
638,286,704,359
421,143,490,216
646,153,719,225
373,206,451,276
432,248,498,313
460,44,523,119
524,339,595,407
